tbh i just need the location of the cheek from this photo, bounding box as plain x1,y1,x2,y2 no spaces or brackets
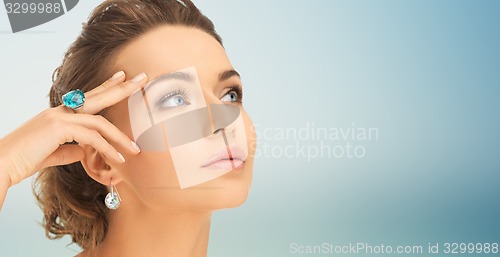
105,102,181,205
106,102,256,210
124,151,179,190
108,101,177,188
242,110,257,158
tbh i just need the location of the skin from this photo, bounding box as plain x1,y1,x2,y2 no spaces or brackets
0,25,256,257
80,25,256,257
0,71,148,209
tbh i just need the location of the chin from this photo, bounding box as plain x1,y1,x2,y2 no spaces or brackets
218,182,250,209
191,163,253,210
139,159,254,211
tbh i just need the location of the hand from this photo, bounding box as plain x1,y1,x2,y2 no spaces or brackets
0,71,148,191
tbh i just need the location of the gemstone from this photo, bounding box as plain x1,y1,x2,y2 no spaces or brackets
62,89,85,109
105,192,121,209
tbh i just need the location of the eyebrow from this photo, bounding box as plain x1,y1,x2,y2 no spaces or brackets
145,69,240,91
146,71,195,90
219,70,240,81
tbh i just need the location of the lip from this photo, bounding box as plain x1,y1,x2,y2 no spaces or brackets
201,145,247,170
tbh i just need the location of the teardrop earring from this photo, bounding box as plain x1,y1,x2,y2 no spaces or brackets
104,179,122,210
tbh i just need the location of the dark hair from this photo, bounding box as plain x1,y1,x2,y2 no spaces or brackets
34,0,222,250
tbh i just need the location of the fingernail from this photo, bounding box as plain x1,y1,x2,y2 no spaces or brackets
131,72,147,83
111,70,125,81
117,152,126,163
131,141,141,153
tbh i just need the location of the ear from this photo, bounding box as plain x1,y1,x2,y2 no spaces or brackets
80,145,123,186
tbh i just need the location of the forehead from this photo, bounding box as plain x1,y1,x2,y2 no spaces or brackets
112,25,232,81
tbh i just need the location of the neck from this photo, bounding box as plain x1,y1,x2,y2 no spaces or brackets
84,207,212,257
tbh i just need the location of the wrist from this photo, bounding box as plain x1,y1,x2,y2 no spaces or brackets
0,154,12,211
0,170,11,189
0,156,13,189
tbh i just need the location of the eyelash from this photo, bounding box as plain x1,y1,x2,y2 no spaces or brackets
153,85,243,111
154,88,190,110
222,85,244,103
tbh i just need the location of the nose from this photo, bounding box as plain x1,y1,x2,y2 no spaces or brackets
212,123,237,138
209,104,239,137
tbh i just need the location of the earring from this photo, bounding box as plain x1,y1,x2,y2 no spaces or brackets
104,179,122,210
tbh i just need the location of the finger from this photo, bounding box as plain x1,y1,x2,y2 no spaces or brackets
40,144,85,169
85,70,126,98
63,114,141,155
80,72,148,115
62,124,126,164
58,71,126,114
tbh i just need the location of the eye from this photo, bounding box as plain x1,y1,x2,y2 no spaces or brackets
155,89,190,110
220,86,243,103
221,91,238,102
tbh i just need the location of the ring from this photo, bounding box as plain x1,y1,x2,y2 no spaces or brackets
62,89,86,111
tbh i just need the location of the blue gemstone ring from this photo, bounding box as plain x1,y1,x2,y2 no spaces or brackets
62,89,86,111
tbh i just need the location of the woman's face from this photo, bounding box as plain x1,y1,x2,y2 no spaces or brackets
103,26,256,211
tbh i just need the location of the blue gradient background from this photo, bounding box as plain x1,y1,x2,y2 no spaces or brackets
1,1,499,256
